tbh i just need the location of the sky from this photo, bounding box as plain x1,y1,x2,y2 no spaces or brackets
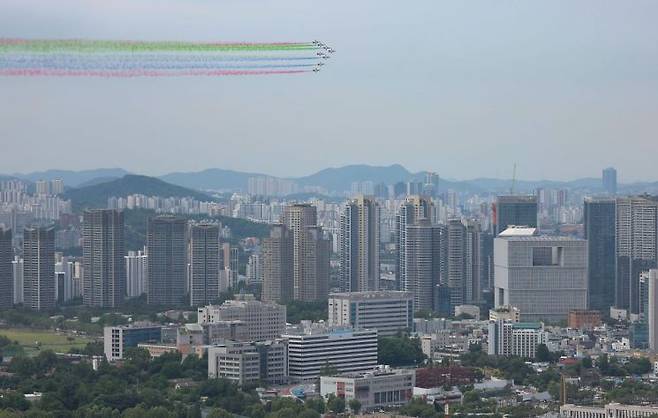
1,0,657,182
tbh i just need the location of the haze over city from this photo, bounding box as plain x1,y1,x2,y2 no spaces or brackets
2,0,658,181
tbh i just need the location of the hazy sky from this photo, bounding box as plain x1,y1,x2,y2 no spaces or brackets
1,0,657,181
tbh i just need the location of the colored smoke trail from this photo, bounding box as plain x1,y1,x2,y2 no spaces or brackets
0,38,333,77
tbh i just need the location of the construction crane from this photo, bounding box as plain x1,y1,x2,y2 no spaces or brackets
510,163,517,195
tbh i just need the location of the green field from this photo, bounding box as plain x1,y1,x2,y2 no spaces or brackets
0,328,93,356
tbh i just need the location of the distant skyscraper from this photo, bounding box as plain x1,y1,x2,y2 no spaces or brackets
405,218,444,311
584,198,616,314
615,197,658,315
464,220,482,307
262,224,294,303
12,256,23,304
397,196,434,291
147,216,187,306
602,167,618,195
0,227,13,308
82,209,125,308
220,243,239,290
647,269,658,352
125,250,147,298
23,226,55,311
339,196,380,292
282,204,329,301
189,224,220,306
493,195,538,236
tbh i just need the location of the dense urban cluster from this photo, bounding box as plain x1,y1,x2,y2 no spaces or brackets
2,166,658,417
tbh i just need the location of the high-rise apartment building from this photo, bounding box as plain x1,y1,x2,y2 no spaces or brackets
0,227,13,308
125,250,147,298
12,256,23,304
396,196,434,291
261,224,293,303
494,227,588,322
339,196,380,292
189,224,220,306
23,226,55,311
405,218,443,311
493,195,538,236
282,204,330,301
82,209,125,308
584,198,616,314
220,243,239,290
602,167,617,195
147,216,187,306
646,269,658,352
615,197,658,315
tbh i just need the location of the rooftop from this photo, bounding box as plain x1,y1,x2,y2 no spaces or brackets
498,227,537,237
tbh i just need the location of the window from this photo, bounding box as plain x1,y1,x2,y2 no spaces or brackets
532,246,563,266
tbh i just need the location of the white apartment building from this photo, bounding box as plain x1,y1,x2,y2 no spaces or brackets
320,366,415,411
283,322,378,382
198,294,286,342
488,320,546,358
328,291,413,336
207,340,288,385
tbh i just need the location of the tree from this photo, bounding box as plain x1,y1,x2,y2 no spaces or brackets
581,357,593,369
207,408,233,418
378,336,426,367
326,395,345,413
348,399,362,414
535,344,551,362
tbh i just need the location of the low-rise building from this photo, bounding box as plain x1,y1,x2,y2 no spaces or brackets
489,305,521,323
560,403,658,418
207,340,288,386
328,291,413,336
568,310,602,330
103,324,162,361
488,320,546,358
198,294,286,342
455,305,480,320
283,321,378,382
320,366,415,411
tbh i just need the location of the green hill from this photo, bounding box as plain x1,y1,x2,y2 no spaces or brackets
63,174,213,212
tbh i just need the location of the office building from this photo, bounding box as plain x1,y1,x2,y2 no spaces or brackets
261,224,293,303
208,340,288,385
283,322,378,382
488,320,546,358
647,269,658,352
615,197,658,315
560,403,658,418
0,227,13,308
584,198,616,314
320,366,415,411
125,250,147,298
339,196,380,292
103,324,162,361
396,196,433,291
602,167,618,195
328,291,413,336
23,226,55,311
197,294,286,342
404,218,444,311
493,195,537,236
147,216,187,306
494,227,587,322
189,224,220,306
282,204,330,302
82,209,125,308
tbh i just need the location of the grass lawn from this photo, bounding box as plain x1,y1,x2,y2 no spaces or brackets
0,328,93,356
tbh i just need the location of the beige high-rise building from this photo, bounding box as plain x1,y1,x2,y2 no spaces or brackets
396,195,434,292
339,196,380,292
262,224,293,303
282,204,330,301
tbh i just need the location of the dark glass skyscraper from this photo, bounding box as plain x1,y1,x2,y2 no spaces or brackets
584,198,616,314
602,167,617,195
189,223,219,306
493,195,538,236
147,216,187,306
23,226,55,311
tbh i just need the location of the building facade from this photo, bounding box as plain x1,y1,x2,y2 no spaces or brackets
23,226,55,311
494,228,588,322
397,196,434,292
207,340,288,385
0,227,13,308
125,250,147,298
147,216,187,306
189,223,220,306
405,218,444,312
584,198,616,315
493,195,538,236
328,291,413,336
82,209,125,308
339,196,380,292
283,322,378,382
488,320,546,358
103,324,162,361
261,224,294,303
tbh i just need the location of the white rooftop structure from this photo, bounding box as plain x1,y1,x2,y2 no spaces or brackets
498,226,537,237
